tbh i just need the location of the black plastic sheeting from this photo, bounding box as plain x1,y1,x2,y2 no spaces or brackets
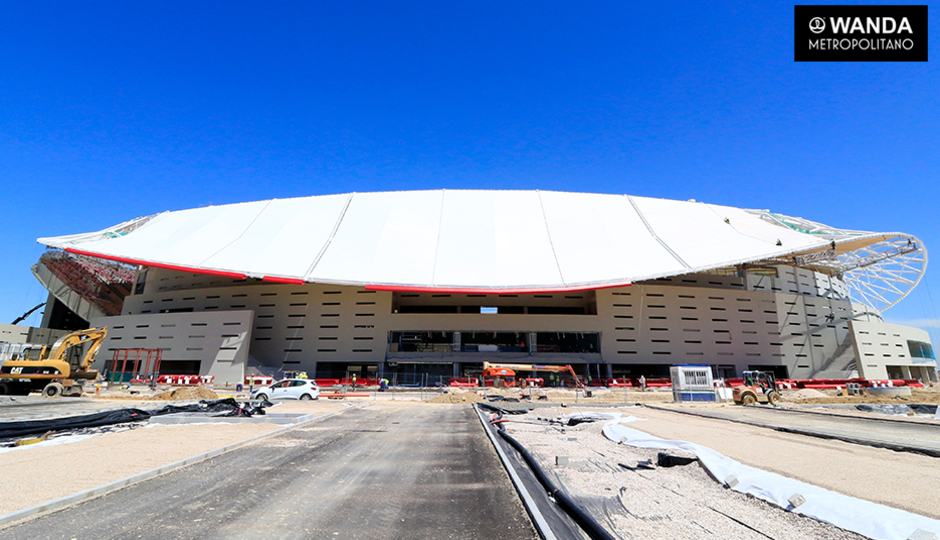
0,398,269,441
485,395,521,403
478,402,529,416
496,428,616,540
0,408,151,440
477,403,616,540
656,452,698,468
566,417,599,427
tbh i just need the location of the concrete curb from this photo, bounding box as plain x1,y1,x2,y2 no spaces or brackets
643,403,940,458
473,404,557,540
0,403,361,530
770,403,940,425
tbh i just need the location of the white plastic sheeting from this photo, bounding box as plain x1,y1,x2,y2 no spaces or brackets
39,190,871,291
0,434,95,454
603,420,940,540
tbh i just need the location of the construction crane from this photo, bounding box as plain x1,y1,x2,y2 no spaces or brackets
482,362,588,394
11,302,45,326
0,327,108,398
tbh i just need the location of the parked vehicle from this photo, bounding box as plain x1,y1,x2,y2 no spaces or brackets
733,371,781,405
251,378,320,401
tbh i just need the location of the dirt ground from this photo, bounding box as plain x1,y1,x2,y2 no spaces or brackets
782,385,940,405
149,387,219,401
430,385,940,406
431,386,674,405
427,391,484,404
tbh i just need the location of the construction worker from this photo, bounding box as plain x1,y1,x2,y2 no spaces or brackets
352,374,357,388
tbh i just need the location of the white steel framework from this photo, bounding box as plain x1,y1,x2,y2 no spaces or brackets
837,235,927,312
749,210,927,312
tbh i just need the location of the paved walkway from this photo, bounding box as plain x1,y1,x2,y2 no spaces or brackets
1,402,537,540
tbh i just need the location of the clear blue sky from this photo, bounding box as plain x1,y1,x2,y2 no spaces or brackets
1,1,938,345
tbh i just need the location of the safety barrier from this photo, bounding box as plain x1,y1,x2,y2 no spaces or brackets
448,377,480,387
245,375,275,386
604,378,634,388
156,374,214,386
339,377,378,386
599,376,926,390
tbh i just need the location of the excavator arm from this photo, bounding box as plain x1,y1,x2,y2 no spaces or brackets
49,327,108,373
0,327,108,396
482,362,588,392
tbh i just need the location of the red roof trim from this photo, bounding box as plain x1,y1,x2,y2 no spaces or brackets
262,276,306,285
64,248,249,280
364,281,632,295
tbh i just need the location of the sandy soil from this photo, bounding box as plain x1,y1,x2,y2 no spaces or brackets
608,406,940,520
0,400,350,516
653,400,940,427
427,391,484,404
782,386,940,405
149,387,219,401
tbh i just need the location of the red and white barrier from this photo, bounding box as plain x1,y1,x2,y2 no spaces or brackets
245,375,275,386
157,374,215,386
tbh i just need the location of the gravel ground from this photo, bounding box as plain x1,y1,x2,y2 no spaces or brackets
502,407,865,540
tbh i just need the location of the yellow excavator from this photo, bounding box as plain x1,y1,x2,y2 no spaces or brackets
0,327,107,398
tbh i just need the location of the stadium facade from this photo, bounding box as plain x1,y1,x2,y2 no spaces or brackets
34,190,936,385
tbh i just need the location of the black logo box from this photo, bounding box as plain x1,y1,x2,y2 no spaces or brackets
795,5,928,62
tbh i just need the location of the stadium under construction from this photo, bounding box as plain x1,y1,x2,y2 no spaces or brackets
9,190,936,386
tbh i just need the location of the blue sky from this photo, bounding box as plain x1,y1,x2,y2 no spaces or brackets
1,1,938,344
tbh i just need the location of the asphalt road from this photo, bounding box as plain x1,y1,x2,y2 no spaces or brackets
659,404,940,456
1,403,538,540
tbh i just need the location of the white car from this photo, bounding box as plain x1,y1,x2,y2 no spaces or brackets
252,378,320,401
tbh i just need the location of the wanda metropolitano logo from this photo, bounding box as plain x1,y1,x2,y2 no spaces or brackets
808,17,826,34
794,5,928,61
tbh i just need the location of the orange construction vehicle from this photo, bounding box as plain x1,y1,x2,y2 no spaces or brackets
482,362,589,394
732,370,781,406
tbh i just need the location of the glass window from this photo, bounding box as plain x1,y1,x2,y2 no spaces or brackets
908,340,935,359
135,269,148,295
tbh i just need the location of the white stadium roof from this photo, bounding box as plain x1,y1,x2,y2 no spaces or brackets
38,190,926,310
